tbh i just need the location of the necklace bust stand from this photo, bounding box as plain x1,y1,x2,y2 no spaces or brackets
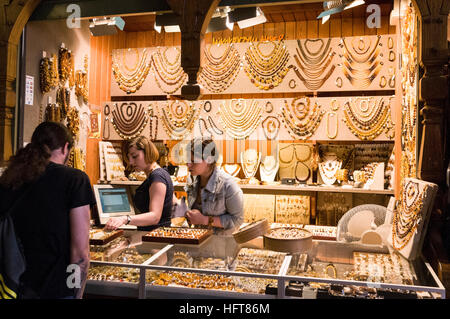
363,162,385,190
260,155,279,183
240,149,261,179
318,153,342,186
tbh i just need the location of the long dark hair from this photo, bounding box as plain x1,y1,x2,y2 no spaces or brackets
0,122,74,190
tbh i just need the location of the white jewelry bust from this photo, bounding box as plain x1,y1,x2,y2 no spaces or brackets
259,155,279,183
240,149,261,179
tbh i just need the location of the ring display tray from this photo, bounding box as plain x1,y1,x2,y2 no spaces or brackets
89,229,124,245
142,227,212,245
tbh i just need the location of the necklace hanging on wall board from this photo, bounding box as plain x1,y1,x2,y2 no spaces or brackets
112,48,151,94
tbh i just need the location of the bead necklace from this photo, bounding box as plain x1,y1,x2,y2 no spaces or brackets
342,97,393,140
50,54,59,89
241,149,261,179
259,155,278,182
219,99,263,140
199,44,241,93
103,104,111,139
66,106,80,141
326,111,338,139
244,41,290,90
261,116,280,140
280,97,324,140
56,86,70,120
152,47,187,95
340,36,381,64
198,116,216,137
110,102,150,140
44,103,61,122
58,46,73,85
68,52,75,89
392,181,428,250
112,48,151,94
39,57,52,93
318,158,342,185
207,116,223,135
75,55,89,103
161,100,198,139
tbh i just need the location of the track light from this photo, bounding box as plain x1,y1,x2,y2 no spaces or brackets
317,0,365,24
228,7,267,29
155,13,180,33
89,17,125,36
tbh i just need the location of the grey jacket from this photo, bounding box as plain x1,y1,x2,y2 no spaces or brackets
185,167,244,235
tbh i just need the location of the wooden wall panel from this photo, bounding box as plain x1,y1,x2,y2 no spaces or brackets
87,17,397,183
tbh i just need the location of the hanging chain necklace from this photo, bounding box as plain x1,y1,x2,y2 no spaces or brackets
262,116,280,140
152,47,187,94
199,44,241,93
110,102,150,140
392,181,428,250
280,97,324,140
290,38,336,91
112,48,151,94
342,97,393,140
161,100,198,139
244,40,290,90
219,99,263,140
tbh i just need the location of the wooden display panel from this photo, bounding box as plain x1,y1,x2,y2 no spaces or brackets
142,227,212,245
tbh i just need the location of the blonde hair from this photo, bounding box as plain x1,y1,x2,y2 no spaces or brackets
125,136,159,164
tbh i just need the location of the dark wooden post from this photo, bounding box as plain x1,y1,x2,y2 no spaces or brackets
166,0,220,100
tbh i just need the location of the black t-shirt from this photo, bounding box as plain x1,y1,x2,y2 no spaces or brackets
133,167,174,231
0,162,95,298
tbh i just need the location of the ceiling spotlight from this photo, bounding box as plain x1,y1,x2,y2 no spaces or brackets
317,0,365,24
89,16,125,36
207,16,234,33
155,13,180,33
228,7,267,29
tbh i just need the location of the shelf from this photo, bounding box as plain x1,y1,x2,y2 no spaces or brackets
101,180,394,196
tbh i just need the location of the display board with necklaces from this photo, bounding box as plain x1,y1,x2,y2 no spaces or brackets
109,35,396,97
278,142,313,184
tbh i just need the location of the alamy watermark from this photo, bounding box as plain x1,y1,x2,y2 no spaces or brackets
66,4,81,29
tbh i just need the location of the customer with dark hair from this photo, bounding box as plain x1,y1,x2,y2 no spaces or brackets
0,122,94,299
105,136,174,231
185,138,244,235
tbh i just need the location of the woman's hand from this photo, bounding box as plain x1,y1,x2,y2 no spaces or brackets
186,209,208,226
104,216,128,231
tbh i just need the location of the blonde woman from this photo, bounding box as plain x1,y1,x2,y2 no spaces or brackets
105,136,174,231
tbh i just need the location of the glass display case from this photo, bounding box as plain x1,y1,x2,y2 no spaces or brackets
85,230,445,299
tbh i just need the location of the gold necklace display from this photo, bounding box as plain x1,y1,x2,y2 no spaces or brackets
244,40,290,90
342,97,394,140
75,55,89,103
110,102,151,140
152,47,187,94
280,97,324,140
262,115,280,140
199,44,241,93
66,106,80,140
39,57,52,94
240,149,261,179
259,155,279,183
161,100,198,139
278,143,312,182
339,36,383,89
56,86,70,120
58,46,73,85
392,181,428,250
112,48,151,94
219,99,263,140
318,153,342,186
290,38,336,91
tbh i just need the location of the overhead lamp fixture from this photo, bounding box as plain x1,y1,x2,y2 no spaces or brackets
155,13,180,33
228,7,267,29
89,16,125,36
206,16,234,33
317,0,365,24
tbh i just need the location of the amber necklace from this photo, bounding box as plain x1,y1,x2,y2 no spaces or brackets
39,57,52,94
219,99,263,140
244,41,290,90
111,102,150,140
262,116,280,140
280,97,324,140
112,48,151,94
161,100,198,139
58,46,73,85
199,44,241,93
152,47,187,95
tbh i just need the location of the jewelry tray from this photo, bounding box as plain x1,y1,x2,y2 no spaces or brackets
232,219,270,244
142,227,212,245
89,229,124,245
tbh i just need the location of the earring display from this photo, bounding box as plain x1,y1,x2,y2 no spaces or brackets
219,99,263,140
151,47,187,94
161,100,198,140
244,40,290,90
342,97,394,140
275,195,310,225
280,97,324,140
291,38,336,91
112,48,151,94
198,44,241,93
101,141,126,181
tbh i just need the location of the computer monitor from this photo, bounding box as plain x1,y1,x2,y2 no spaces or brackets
93,184,136,229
